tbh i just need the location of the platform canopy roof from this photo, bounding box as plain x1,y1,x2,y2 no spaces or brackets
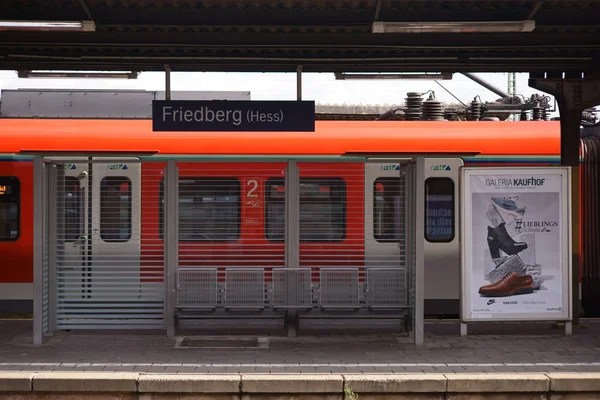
1,0,599,74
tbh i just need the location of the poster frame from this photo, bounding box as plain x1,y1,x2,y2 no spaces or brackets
460,166,572,323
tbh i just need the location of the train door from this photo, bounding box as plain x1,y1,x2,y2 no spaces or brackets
59,158,91,299
55,157,159,329
56,158,141,303
90,159,142,298
423,158,463,315
364,162,408,309
365,163,404,267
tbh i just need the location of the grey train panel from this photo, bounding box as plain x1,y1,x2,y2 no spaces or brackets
0,89,250,118
364,163,405,268
53,157,164,330
91,159,145,299
56,158,90,306
364,163,409,309
423,158,463,303
0,90,154,118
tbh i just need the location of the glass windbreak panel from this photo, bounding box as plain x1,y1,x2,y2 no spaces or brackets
373,177,401,243
0,177,20,241
425,178,455,243
159,178,241,242
265,178,346,242
64,176,83,242
100,177,132,242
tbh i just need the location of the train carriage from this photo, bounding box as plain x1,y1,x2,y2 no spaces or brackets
0,119,598,320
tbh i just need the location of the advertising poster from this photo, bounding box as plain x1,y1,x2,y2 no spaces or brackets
461,168,571,321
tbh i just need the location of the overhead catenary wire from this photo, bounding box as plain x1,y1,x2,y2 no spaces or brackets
433,80,468,107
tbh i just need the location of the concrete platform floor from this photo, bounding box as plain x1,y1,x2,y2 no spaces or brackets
1,319,599,374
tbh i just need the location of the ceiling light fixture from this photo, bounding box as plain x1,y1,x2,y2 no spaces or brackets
0,20,95,32
372,20,535,34
17,70,139,79
335,72,452,80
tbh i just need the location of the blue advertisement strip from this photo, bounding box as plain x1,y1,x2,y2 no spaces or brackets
152,100,315,132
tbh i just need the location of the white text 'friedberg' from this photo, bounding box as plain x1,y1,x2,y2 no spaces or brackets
161,106,284,126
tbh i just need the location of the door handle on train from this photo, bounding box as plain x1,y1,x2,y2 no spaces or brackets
73,235,87,246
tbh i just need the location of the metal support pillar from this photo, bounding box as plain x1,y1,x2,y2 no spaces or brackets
558,105,583,166
284,160,300,337
48,164,58,335
165,65,171,101
32,157,44,345
559,104,583,327
529,72,600,165
565,321,573,335
405,163,415,341
414,157,426,345
529,72,600,326
296,65,302,101
164,160,179,337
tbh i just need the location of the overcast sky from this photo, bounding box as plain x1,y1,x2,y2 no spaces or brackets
0,70,559,116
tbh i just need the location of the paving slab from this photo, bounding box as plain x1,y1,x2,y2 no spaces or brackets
344,374,447,393
241,374,343,393
0,372,34,391
445,373,550,393
548,372,600,392
32,372,139,392
138,374,240,393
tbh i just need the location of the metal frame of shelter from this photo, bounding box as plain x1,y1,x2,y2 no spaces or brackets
31,155,427,345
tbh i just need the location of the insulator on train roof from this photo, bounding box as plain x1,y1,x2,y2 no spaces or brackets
376,108,405,121
444,110,458,121
421,95,445,121
542,108,550,121
532,103,543,121
469,98,482,121
520,110,529,121
405,92,423,121
582,111,597,123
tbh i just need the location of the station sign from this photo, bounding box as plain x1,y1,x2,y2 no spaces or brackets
152,100,315,132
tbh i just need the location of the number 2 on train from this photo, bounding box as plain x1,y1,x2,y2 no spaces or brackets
246,179,258,198
244,179,261,209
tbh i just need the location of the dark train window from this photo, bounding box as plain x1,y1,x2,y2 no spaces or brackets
265,178,346,242
0,177,20,241
425,178,455,243
159,178,240,242
64,177,83,242
373,177,402,243
100,177,132,242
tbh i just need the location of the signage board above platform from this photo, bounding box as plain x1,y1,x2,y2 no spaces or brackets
152,100,315,132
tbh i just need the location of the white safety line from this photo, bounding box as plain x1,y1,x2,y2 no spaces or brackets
1,362,600,368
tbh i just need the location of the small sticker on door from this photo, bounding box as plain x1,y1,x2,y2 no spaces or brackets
107,164,128,170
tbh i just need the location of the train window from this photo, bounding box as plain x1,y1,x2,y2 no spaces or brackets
0,177,20,241
159,178,240,242
265,178,346,242
64,177,82,242
100,177,132,242
373,178,402,243
425,178,455,243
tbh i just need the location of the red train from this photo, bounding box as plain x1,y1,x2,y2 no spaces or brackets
0,119,598,318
